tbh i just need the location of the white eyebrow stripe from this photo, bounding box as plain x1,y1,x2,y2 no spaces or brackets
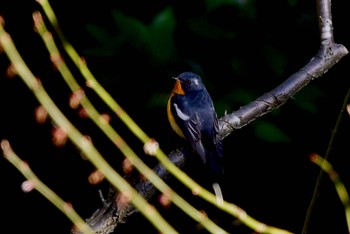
194,78,199,85
174,103,190,121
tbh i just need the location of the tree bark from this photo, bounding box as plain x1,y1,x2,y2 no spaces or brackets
71,0,348,233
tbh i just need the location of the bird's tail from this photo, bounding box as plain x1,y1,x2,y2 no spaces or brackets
206,150,224,179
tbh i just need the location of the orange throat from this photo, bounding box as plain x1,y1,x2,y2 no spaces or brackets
173,80,185,95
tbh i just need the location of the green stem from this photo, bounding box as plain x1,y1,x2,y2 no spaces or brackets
0,24,178,234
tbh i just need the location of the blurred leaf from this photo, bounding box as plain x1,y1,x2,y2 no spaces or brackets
205,0,237,11
231,57,246,75
85,25,123,56
85,7,176,63
146,93,169,108
215,89,256,116
112,10,149,49
288,0,298,7
205,0,256,18
253,120,291,143
188,18,237,39
112,7,176,63
264,45,287,77
148,7,176,62
227,89,256,104
85,25,113,45
293,85,324,114
205,0,249,10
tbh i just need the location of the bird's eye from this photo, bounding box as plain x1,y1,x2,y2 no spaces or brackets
186,80,192,85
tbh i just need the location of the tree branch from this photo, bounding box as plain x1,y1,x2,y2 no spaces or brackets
71,148,187,234
220,41,347,139
73,0,348,233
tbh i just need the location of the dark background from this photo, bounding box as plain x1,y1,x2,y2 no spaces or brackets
1,1,350,233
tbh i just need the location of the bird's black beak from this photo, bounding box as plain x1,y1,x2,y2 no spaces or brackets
172,77,181,83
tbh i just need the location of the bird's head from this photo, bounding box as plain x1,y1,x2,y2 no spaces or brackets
172,72,204,95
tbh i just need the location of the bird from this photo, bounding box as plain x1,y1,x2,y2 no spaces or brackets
167,71,224,178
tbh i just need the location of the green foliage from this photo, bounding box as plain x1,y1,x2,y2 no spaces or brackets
81,0,325,145
293,85,324,114
253,120,291,143
288,0,298,7
215,89,255,115
227,89,256,104
85,24,121,56
146,92,170,108
264,45,288,77
205,0,256,18
85,7,176,64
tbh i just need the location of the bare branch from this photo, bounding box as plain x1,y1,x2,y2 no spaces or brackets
75,0,348,233
219,0,348,138
219,42,347,138
72,148,187,233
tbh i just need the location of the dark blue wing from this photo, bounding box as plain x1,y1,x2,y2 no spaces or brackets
213,112,223,158
170,95,207,163
170,92,224,176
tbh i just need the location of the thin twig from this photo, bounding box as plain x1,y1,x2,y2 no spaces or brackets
310,154,350,233
33,10,229,234
35,1,295,234
0,23,178,234
0,140,95,234
301,0,349,233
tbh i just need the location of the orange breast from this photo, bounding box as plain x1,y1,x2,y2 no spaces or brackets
167,93,185,139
